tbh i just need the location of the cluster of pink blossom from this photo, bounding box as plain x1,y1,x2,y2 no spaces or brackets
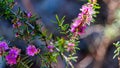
0,41,39,65
70,3,95,35
69,3,96,51
5,47,21,65
0,41,20,65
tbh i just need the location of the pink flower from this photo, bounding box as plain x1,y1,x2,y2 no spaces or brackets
47,45,54,52
68,43,75,47
72,19,81,28
70,27,75,33
26,45,38,56
70,19,86,35
5,47,20,65
70,18,82,33
80,3,94,25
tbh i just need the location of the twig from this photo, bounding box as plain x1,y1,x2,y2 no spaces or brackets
25,21,35,29
56,48,74,68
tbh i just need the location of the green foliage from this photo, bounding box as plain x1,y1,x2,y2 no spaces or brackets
17,56,33,68
55,37,66,52
113,41,120,59
55,15,69,34
92,2,100,23
0,0,15,19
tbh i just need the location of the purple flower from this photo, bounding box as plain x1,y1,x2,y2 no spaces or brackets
26,45,38,56
78,25,86,35
47,45,54,52
5,47,20,65
27,12,32,18
0,41,9,50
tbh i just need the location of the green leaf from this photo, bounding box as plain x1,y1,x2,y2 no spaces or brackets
55,15,60,24
48,33,53,40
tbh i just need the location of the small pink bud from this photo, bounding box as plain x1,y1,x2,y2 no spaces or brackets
27,12,32,18
15,33,20,37
68,43,75,47
47,45,54,52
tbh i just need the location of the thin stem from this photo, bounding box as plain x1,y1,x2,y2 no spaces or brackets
25,21,35,29
56,48,74,68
